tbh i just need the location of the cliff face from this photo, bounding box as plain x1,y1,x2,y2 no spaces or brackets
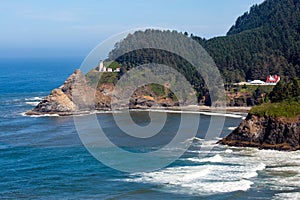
26,69,180,116
219,114,300,151
26,69,92,116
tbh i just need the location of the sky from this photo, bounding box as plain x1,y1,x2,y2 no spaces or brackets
0,0,264,59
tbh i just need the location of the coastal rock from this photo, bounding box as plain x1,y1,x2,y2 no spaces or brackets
219,114,300,151
94,83,115,110
26,69,181,116
26,69,94,116
26,88,77,116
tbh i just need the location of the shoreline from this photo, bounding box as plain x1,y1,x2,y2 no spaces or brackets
25,105,251,117
167,105,251,113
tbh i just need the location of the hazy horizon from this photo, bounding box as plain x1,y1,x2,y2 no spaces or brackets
1,0,264,59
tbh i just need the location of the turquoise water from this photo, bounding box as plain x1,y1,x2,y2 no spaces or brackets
1,58,300,199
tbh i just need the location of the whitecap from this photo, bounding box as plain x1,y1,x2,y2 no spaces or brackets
225,149,233,154
25,102,39,106
228,126,237,131
198,154,223,163
22,113,60,117
184,137,204,143
127,165,255,195
192,137,204,141
274,192,300,200
25,97,44,101
180,155,224,163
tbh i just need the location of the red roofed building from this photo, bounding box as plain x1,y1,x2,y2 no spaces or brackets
266,75,280,84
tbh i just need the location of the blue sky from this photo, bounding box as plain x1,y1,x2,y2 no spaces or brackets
0,0,264,58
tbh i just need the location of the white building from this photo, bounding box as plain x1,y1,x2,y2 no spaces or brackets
98,60,104,72
98,59,121,73
250,80,266,85
114,68,121,72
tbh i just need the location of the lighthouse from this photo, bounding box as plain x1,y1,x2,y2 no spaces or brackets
98,60,104,72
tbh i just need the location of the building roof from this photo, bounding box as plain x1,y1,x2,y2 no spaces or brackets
250,80,266,84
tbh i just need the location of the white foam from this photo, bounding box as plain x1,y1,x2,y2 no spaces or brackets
228,126,237,131
125,140,300,196
243,171,258,179
186,154,223,163
25,97,44,101
195,140,219,149
225,149,233,154
127,164,255,195
274,192,300,200
25,102,39,106
21,112,60,117
131,109,245,119
184,137,204,143
192,137,204,141
199,154,223,163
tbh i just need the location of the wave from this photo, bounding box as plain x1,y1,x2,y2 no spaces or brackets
228,126,237,131
21,112,60,117
122,148,272,195
274,193,300,200
186,154,223,163
126,164,256,195
24,96,44,107
225,149,233,154
24,97,44,101
184,137,204,143
25,102,39,106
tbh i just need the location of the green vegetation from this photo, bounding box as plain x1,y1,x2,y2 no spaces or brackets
250,101,300,118
105,61,121,70
140,83,177,100
229,85,274,94
269,79,300,102
250,79,300,118
109,44,207,99
86,0,300,106
149,83,165,97
97,72,118,85
85,69,119,87
85,69,100,87
106,0,300,105
194,0,300,82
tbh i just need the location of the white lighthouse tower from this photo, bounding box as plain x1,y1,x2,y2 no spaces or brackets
98,60,105,72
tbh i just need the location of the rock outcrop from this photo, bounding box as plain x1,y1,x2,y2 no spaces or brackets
219,114,300,151
26,69,181,116
26,69,94,116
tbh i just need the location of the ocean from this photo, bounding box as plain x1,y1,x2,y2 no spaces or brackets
1,58,300,199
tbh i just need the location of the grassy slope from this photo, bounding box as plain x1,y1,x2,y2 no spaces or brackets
250,100,300,118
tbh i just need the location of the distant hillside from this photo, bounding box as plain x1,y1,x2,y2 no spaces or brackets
198,0,300,82
101,0,300,106
110,0,300,85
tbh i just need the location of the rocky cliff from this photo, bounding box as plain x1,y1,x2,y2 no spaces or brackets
26,69,180,116
26,69,92,116
219,114,300,151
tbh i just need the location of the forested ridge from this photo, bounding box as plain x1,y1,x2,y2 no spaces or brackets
198,0,300,82
103,0,300,104
109,0,300,84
